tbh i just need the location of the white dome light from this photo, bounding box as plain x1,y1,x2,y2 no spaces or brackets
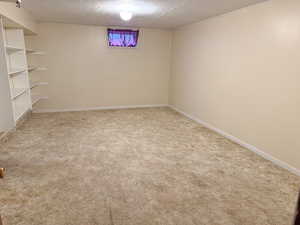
120,11,133,21
96,1,158,16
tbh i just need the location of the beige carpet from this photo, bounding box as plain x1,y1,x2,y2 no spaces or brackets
0,107,299,225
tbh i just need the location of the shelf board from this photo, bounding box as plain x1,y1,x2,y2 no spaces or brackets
5,45,24,53
32,96,48,105
8,68,27,76
15,109,30,123
11,88,27,100
30,82,48,89
28,66,47,72
28,66,36,72
26,49,45,55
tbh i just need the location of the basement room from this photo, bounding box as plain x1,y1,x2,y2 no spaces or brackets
0,0,299,224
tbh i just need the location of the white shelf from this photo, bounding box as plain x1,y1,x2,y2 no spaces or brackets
28,66,47,72
5,45,24,53
32,96,48,105
11,88,27,100
30,82,48,89
8,68,27,76
2,28,32,127
26,49,45,55
15,108,29,122
28,66,36,72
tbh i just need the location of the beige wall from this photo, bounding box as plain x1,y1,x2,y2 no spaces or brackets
0,2,37,34
170,0,300,170
26,23,172,111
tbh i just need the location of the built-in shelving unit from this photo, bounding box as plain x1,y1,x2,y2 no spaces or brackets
0,7,40,133
3,29,32,122
0,17,47,129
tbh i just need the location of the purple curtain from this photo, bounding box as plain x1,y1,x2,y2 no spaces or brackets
107,29,139,47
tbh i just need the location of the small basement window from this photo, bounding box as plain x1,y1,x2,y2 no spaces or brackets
107,29,139,48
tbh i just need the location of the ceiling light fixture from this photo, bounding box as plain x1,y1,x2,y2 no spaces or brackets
120,11,133,21
97,1,158,17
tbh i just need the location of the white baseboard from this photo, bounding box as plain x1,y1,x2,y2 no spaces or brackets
33,104,168,113
169,105,300,177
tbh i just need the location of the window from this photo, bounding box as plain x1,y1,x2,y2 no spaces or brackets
107,29,139,48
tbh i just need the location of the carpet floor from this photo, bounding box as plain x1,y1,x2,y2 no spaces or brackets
0,107,299,225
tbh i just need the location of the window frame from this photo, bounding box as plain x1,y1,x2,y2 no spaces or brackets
106,28,140,49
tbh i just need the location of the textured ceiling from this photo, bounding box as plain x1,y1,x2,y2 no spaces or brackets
21,0,268,29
